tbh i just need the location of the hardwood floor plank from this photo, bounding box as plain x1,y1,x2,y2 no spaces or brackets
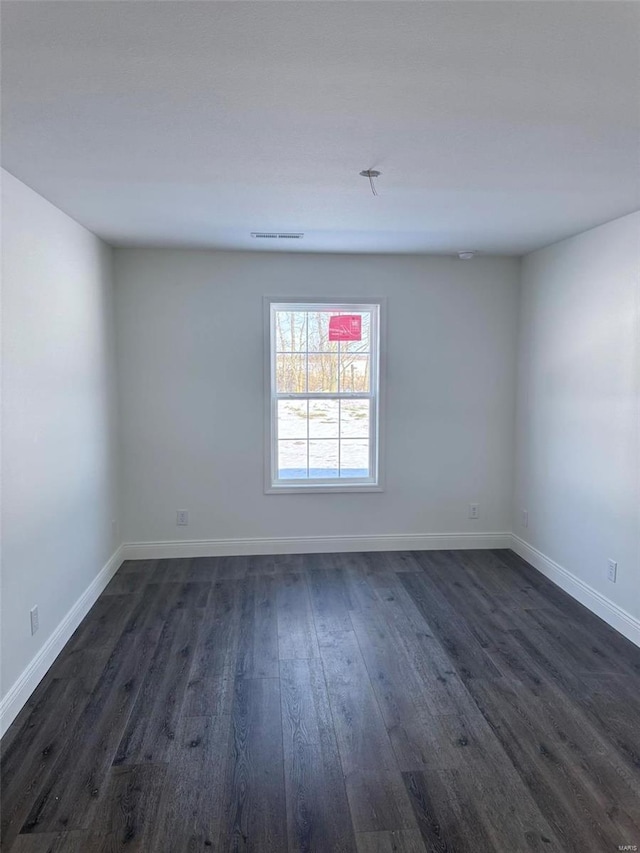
184,556,218,581
452,549,526,600
399,571,503,681
403,768,494,853
149,713,231,852
229,576,279,681
473,623,640,802
355,829,427,853
319,630,397,775
307,568,353,641
522,604,635,676
403,766,563,853
274,553,306,573
280,658,357,853
45,594,142,692
1,678,92,850
252,575,279,678
389,706,496,772
8,831,98,852
183,669,234,718
247,554,276,575
213,555,249,581
40,592,136,690
416,550,520,634
113,607,204,765
190,579,244,680
334,553,384,611
493,549,593,622
345,770,417,833
88,763,167,852
574,673,640,778
218,677,287,853
277,572,320,660
152,558,194,583
101,572,148,596
348,605,423,728
374,583,480,717
55,594,138,660
498,622,591,698
233,577,258,679
465,677,640,852
18,583,180,834
378,551,423,574
117,559,156,575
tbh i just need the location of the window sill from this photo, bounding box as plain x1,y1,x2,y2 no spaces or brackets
265,482,384,495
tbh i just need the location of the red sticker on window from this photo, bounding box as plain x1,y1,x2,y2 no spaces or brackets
329,314,362,341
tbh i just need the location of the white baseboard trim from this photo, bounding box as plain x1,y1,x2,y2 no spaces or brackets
0,545,125,739
121,531,512,561
510,534,640,648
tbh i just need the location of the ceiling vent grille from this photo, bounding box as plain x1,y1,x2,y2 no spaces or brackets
251,232,304,240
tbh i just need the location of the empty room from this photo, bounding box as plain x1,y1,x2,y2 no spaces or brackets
1,1,639,851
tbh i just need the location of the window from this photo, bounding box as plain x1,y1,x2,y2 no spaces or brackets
265,298,384,493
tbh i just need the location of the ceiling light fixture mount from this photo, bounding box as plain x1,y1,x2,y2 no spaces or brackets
457,251,476,260
360,169,381,196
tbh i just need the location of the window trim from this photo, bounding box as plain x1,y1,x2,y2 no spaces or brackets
264,296,386,494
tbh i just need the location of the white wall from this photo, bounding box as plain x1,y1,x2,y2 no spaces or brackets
114,250,520,546
1,170,119,706
513,211,640,627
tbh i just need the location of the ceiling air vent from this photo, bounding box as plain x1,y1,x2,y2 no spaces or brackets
251,232,304,240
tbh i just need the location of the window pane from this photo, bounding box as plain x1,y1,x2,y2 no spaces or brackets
308,399,339,438
340,354,370,393
275,311,307,352
340,439,369,477
340,400,370,438
278,440,307,479
309,440,339,478
307,311,338,353
278,400,308,439
307,353,339,393
276,354,306,393
343,311,371,352
270,301,380,490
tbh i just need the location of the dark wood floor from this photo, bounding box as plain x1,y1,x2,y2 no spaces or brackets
2,549,639,853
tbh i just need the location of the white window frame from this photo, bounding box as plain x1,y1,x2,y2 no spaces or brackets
264,296,385,494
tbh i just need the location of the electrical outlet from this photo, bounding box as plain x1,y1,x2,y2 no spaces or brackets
468,503,480,520
176,510,189,527
30,606,39,636
607,559,617,583
522,509,529,528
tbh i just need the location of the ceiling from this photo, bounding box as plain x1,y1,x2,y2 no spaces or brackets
2,1,639,255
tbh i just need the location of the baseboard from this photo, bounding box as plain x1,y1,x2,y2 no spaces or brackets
510,534,640,648
0,545,125,739
121,531,512,561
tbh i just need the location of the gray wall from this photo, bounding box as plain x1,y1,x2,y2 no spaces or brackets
1,170,119,700
114,249,520,544
514,211,640,623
